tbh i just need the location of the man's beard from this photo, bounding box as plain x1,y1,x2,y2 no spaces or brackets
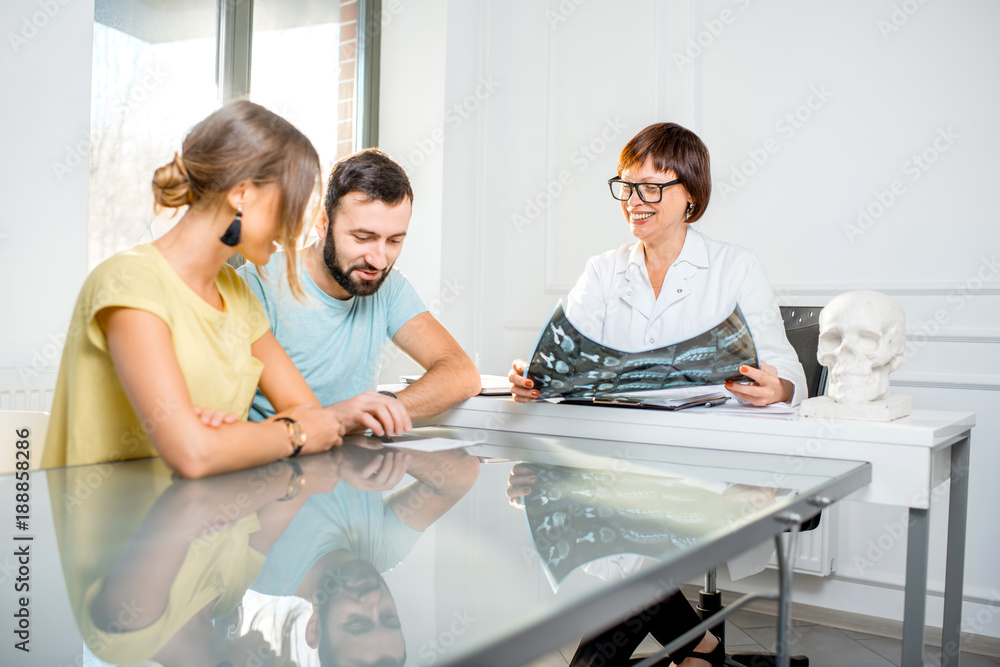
323,233,391,297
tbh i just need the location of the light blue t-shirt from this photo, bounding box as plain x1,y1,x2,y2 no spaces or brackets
238,252,427,420
251,483,422,596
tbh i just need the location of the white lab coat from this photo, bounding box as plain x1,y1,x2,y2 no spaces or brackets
566,227,802,579
565,226,807,406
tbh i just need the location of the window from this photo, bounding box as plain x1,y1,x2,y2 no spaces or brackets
88,0,379,269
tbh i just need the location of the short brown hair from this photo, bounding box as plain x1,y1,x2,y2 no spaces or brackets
152,100,322,298
324,148,413,226
617,123,711,223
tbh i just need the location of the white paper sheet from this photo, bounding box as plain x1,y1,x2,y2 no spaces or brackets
701,402,799,418
387,437,478,452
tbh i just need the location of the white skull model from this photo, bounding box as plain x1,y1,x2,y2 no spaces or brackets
817,291,906,403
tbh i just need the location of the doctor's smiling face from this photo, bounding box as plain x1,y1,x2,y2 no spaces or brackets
618,159,693,247
613,122,712,249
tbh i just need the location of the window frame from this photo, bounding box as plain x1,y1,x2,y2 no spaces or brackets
216,0,380,148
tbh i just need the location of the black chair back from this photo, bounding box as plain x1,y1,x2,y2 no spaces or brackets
779,306,827,399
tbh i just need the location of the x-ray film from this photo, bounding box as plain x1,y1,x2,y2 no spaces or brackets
521,463,726,589
525,302,758,399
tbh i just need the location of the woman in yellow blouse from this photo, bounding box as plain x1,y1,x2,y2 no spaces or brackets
42,101,406,477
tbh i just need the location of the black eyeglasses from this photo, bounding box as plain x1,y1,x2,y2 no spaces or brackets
608,177,682,203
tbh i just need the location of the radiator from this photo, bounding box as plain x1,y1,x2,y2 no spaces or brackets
0,370,57,412
766,504,839,576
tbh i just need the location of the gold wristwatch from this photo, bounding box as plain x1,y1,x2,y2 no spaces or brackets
275,417,306,458
278,459,305,502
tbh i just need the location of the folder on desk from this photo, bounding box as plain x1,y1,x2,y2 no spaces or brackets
559,392,729,411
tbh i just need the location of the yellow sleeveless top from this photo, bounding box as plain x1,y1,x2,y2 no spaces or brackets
43,244,270,468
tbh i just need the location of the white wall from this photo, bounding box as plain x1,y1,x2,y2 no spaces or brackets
379,0,1000,641
0,0,94,411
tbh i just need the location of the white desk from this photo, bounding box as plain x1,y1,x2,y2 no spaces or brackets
419,397,975,666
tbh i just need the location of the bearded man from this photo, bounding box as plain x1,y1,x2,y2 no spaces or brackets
240,149,480,433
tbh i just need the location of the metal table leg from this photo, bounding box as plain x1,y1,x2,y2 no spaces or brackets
941,435,971,667
902,507,931,665
774,519,801,667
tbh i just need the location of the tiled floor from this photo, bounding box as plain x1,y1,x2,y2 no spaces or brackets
524,609,1000,666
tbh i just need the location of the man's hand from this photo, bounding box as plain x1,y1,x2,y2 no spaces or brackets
329,391,412,436
724,362,794,406
508,359,538,403
506,463,539,509
336,446,411,491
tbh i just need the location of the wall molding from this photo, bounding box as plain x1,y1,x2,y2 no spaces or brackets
773,283,1000,297
891,372,1000,392
905,333,1000,344
891,379,1000,392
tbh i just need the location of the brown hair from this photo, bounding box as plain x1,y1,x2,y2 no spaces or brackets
617,123,711,223
152,100,321,298
324,148,413,227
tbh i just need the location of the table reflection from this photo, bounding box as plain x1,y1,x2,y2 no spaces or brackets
46,442,479,667
509,462,780,588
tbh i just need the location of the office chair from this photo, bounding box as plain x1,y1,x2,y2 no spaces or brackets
700,306,827,667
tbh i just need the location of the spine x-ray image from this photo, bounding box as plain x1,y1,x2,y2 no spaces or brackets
525,302,758,399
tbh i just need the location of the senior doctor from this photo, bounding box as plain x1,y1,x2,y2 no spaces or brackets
509,122,806,407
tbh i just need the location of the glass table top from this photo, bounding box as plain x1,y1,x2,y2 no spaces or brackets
0,426,869,667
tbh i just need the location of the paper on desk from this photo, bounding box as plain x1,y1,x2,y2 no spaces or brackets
704,401,799,418
387,437,478,452
401,373,512,396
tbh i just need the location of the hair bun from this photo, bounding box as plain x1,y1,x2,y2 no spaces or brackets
152,152,193,209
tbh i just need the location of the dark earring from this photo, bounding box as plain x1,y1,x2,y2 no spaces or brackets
220,207,242,246
685,202,694,220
